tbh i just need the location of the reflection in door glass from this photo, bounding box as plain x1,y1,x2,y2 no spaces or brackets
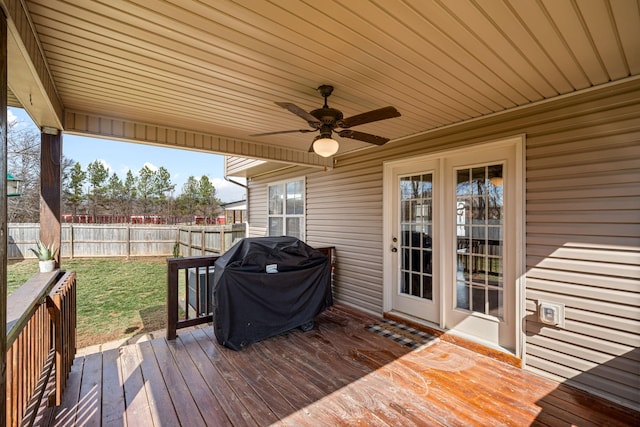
455,164,504,319
399,174,433,300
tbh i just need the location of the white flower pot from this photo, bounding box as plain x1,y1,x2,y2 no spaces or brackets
39,260,56,273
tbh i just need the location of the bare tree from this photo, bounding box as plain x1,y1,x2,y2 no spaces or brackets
7,120,40,222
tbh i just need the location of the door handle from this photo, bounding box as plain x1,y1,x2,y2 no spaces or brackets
391,247,397,253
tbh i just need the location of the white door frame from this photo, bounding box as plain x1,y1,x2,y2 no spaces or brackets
383,135,526,357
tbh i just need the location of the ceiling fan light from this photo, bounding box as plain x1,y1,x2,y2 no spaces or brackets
313,137,339,157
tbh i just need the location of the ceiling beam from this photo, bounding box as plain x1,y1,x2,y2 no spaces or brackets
2,0,63,129
64,110,331,169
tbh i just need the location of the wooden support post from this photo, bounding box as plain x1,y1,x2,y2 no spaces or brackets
1,11,8,427
40,130,62,268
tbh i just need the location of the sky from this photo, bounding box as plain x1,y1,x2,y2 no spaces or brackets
7,107,246,202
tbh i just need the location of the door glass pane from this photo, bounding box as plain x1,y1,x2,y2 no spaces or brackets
399,174,433,301
455,163,504,319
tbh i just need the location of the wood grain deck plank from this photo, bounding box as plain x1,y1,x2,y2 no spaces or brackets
149,338,207,427
532,384,639,427
338,338,480,426
322,313,532,426
51,356,84,427
120,344,154,427
199,326,298,420
246,320,427,426
75,352,103,427
170,333,234,426
178,329,258,427
50,305,639,426
191,327,279,424
136,340,180,427
100,348,125,426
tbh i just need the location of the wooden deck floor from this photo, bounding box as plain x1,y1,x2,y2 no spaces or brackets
50,305,638,426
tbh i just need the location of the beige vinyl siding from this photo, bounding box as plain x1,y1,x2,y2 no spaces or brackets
242,79,640,410
247,178,269,238
247,161,385,314
523,109,640,410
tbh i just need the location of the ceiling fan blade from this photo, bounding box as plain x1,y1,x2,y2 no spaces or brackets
339,106,401,128
338,129,390,146
250,129,315,137
275,102,321,124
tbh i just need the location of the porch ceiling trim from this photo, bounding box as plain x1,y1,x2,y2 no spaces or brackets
64,110,331,169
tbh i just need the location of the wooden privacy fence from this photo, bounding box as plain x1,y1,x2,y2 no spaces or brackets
8,223,246,259
176,223,246,256
6,270,77,427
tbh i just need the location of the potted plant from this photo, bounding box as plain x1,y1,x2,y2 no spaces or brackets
30,240,58,272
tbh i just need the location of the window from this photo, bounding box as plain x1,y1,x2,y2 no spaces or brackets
268,178,305,240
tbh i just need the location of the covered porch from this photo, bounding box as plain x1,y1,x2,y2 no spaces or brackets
50,305,636,426
2,1,640,425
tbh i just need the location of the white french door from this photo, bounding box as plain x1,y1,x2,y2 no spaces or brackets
388,158,440,324
384,138,523,352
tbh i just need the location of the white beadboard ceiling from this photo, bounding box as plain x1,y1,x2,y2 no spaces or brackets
6,0,640,158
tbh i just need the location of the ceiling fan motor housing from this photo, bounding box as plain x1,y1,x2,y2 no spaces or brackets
310,107,343,126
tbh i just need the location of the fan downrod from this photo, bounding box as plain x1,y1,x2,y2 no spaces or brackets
317,85,334,107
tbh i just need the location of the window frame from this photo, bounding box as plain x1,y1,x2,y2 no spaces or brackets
267,176,306,241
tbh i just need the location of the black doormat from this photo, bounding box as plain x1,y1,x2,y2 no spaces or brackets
366,319,438,349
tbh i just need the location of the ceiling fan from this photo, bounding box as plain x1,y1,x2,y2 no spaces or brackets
251,85,401,157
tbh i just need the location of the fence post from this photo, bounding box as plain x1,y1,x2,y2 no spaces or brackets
221,229,225,253
126,223,131,260
69,224,74,259
201,229,205,255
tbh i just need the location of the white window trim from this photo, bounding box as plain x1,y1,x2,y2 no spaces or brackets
267,176,306,241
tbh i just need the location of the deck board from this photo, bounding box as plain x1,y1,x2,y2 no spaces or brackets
101,348,125,426
136,340,179,426
51,305,640,426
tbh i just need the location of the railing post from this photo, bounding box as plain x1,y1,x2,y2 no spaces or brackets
167,261,179,340
46,271,77,406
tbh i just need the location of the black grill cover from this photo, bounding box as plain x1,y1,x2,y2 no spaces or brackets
213,236,332,350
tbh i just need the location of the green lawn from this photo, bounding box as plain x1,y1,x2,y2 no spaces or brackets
8,257,168,348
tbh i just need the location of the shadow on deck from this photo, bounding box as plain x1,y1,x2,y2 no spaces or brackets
50,305,639,426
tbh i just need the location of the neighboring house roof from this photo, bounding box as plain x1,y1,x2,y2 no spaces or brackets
220,200,247,210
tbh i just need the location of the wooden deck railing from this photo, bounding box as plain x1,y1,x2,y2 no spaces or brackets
6,270,77,427
167,246,335,340
166,255,218,340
